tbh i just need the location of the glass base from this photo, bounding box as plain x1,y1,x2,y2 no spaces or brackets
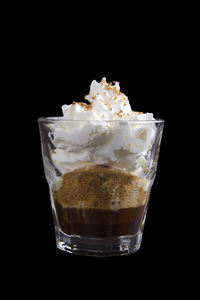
55,229,143,257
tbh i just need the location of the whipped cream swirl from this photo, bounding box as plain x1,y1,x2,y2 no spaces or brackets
62,78,154,121
49,78,156,177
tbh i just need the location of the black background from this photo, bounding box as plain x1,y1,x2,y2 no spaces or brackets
5,6,191,294
28,58,179,266
25,63,184,292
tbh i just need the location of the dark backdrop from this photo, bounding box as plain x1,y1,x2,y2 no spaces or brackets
28,56,177,256
7,15,186,292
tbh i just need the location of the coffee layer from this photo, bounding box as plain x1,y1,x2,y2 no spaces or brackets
52,165,147,210
55,203,145,237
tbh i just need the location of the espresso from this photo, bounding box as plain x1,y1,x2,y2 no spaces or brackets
52,165,147,238
55,203,145,237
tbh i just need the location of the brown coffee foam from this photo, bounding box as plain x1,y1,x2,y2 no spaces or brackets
52,165,147,210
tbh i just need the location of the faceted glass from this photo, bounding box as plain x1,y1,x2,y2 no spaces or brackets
38,118,164,256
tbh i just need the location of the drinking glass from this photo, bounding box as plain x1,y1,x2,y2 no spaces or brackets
38,118,164,256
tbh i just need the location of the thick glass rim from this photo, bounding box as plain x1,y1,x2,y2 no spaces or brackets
37,117,165,123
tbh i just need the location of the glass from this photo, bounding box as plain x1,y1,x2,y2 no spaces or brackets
38,118,164,256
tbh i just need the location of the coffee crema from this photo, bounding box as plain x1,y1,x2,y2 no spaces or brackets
52,166,147,237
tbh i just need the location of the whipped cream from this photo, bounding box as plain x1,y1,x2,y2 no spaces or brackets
49,78,156,180
62,78,154,121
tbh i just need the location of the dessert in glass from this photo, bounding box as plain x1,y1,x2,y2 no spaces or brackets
38,78,164,256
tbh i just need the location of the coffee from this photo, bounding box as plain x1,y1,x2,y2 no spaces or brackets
54,204,145,237
52,165,147,238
